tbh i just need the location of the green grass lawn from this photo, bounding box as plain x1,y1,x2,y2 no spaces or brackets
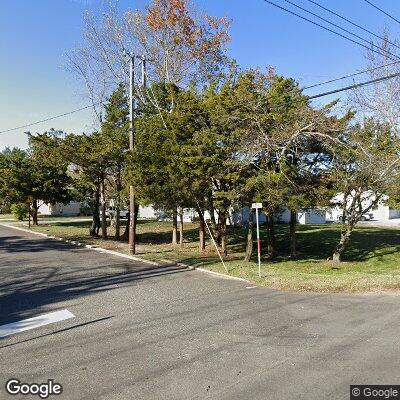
0,213,14,220
30,219,400,293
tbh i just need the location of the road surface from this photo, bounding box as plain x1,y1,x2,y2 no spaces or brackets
0,224,399,399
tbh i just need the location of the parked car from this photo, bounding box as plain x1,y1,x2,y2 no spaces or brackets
105,207,129,219
337,212,373,222
360,212,374,221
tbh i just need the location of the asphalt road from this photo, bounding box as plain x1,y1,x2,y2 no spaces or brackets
0,224,399,400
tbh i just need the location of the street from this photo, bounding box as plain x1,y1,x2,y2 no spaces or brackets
1,224,399,400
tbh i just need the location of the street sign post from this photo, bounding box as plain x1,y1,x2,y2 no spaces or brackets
251,202,263,278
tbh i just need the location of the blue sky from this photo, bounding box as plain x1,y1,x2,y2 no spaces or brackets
1,0,400,150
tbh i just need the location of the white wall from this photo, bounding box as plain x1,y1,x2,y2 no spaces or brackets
371,203,390,220
326,206,342,222
298,209,326,225
138,205,157,219
38,201,81,216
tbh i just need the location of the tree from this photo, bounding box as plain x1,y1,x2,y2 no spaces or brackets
351,34,400,135
0,146,71,225
67,0,231,120
126,83,195,245
239,71,350,259
100,83,129,240
179,75,254,255
329,119,400,262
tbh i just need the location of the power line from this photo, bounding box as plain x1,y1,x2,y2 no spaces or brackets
363,0,400,27
308,71,400,99
263,0,398,62
3,68,400,135
0,103,102,134
282,0,400,60
305,0,400,51
303,59,400,90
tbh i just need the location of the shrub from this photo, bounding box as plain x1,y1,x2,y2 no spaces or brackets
11,203,29,221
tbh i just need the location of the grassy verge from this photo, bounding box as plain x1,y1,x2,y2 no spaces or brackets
29,219,400,293
0,213,14,220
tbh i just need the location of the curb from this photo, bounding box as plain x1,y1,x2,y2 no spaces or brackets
192,267,250,283
0,222,250,283
0,223,158,266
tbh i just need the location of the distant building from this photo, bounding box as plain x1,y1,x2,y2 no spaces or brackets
298,209,326,225
230,207,325,226
326,192,400,222
38,201,82,216
138,205,158,219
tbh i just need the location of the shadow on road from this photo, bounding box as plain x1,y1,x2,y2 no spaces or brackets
0,232,190,328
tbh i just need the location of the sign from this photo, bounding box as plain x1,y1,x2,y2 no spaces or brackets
251,202,262,209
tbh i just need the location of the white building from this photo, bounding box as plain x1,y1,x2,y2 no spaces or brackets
326,192,400,222
230,206,326,226
38,201,82,216
298,209,326,224
138,205,158,219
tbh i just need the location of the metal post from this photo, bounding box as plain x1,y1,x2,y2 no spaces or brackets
128,54,136,255
255,207,261,278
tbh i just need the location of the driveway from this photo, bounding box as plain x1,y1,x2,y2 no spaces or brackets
0,224,399,399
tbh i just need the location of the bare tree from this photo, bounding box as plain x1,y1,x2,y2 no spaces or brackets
66,0,231,111
351,33,400,135
329,119,400,262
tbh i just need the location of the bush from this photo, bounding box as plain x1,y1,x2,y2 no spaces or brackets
11,203,29,221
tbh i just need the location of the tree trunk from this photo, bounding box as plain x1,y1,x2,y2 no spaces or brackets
209,207,221,245
289,210,297,259
331,224,354,262
266,214,275,259
90,185,101,237
172,209,178,245
179,207,184,248
121,203,138,241
115,205,120,240
31,199,39,226
121,211,129,241
198,207,206,252
244,208,254,262
220,213,228,256
100,177,107,240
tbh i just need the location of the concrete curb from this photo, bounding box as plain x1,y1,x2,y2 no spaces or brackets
0,223,158,266
163,260,251,283
0,222,250,283
192,267,251,283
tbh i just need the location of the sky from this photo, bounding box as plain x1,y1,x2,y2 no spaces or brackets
1,0,400,150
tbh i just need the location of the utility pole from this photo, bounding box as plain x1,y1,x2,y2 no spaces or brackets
127,53,147,255
141,55,147,88
128,53,136,255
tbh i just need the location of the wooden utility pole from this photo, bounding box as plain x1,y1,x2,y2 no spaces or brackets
128,53,136,255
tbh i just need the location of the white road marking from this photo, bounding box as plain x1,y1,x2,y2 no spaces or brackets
0,309,75,338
